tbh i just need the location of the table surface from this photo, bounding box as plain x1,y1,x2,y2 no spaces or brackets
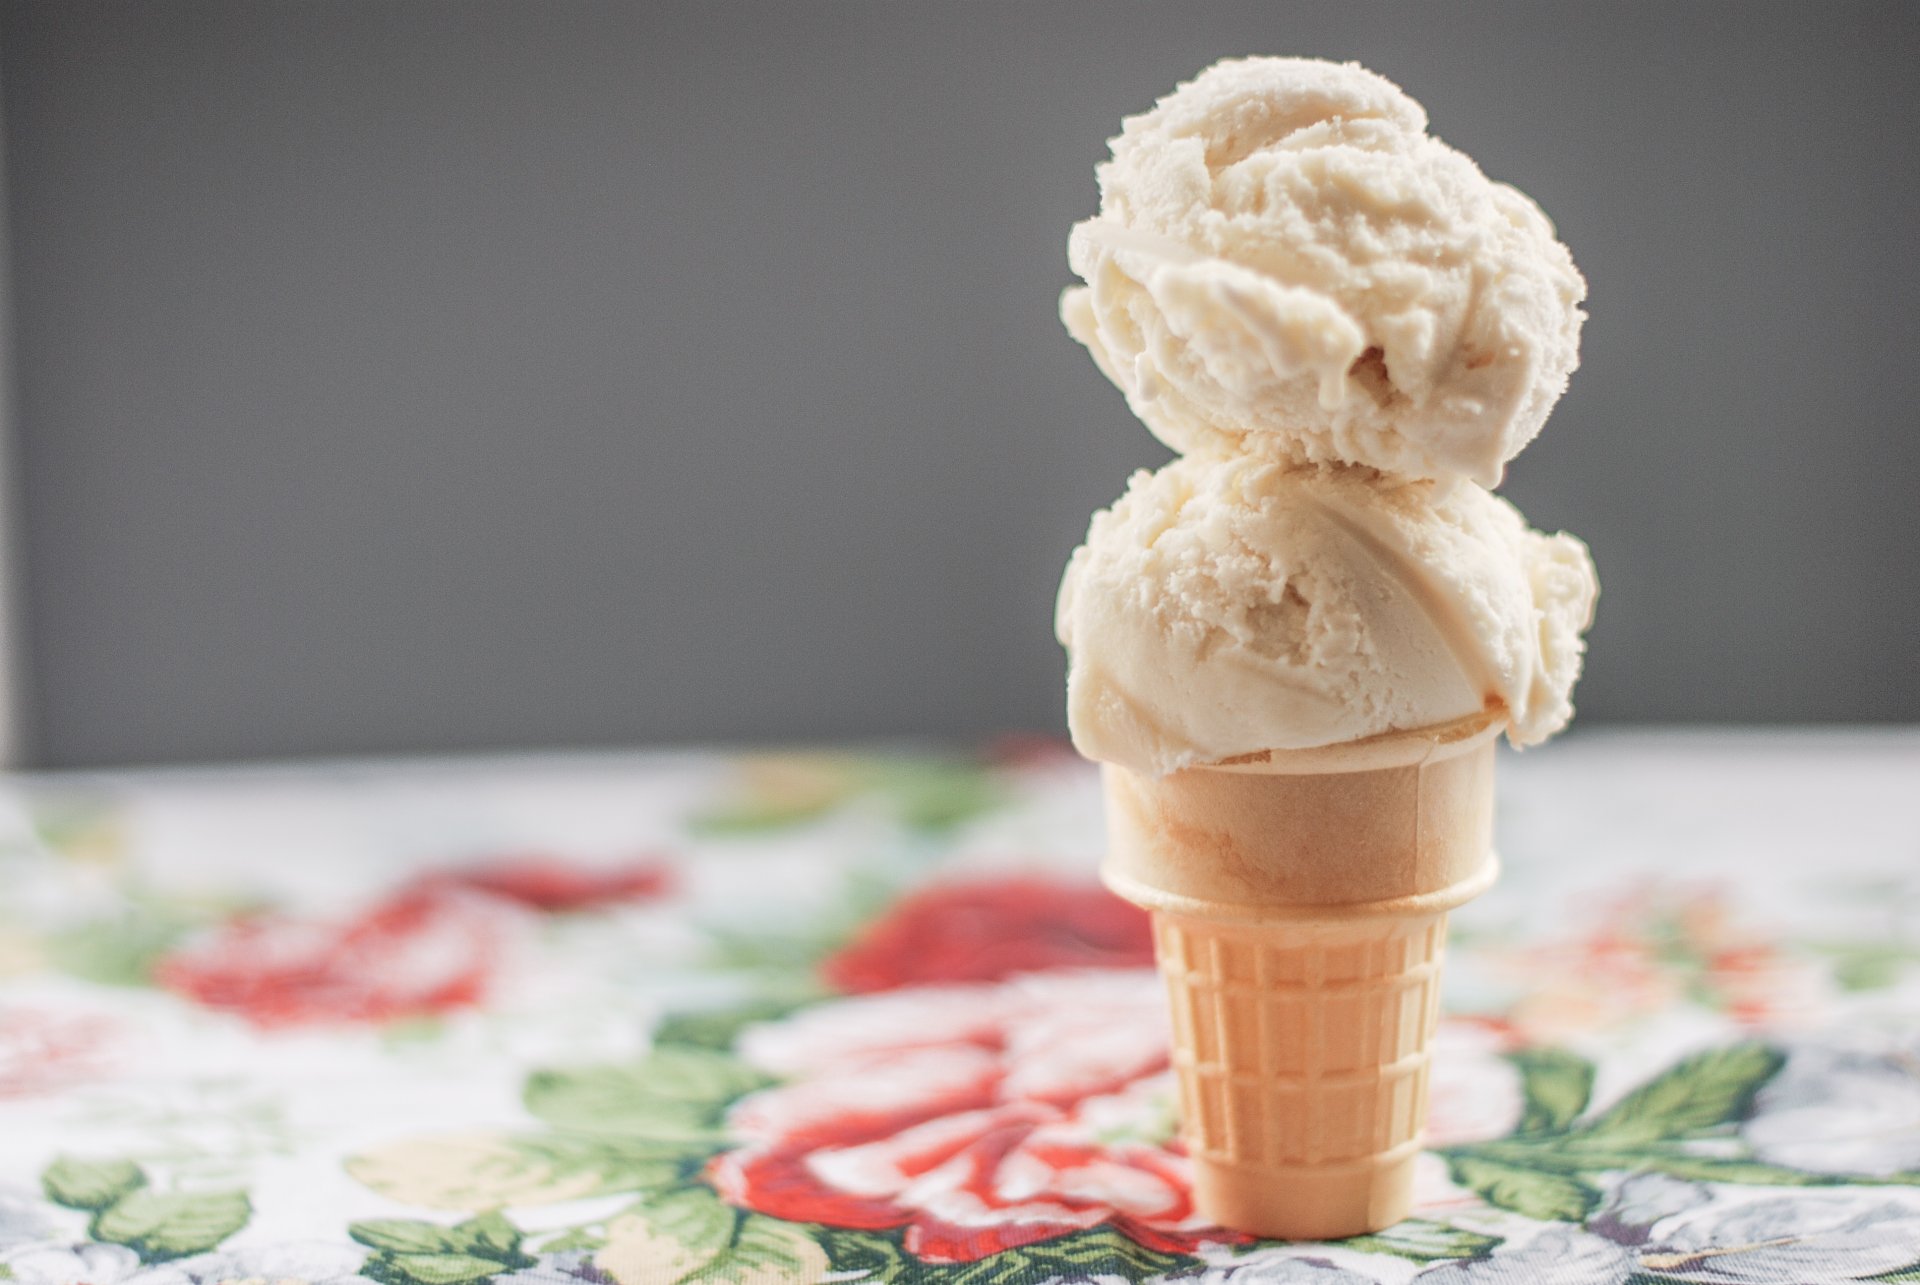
2,731,1918,1285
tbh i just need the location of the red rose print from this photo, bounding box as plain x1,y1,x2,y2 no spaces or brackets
1483,886,1818,1042
713,875,1524,1262
0,1007,118,1098
822,878,1154,993
709,974,1525,1262
708,971,1220,1262
156,888,512,1028
411,855,673,912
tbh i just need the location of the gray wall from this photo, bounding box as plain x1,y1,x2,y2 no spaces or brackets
3,1,1917,767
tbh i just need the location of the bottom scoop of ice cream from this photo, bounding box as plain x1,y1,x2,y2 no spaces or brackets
1055,455,1597,775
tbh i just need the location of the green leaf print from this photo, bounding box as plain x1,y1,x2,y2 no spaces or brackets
687,753,1000,837
687,756,857,836
1822,939,1920,992
352,1211,530,1261
596,1192,829,1284
443,1210,522,1260
1509,1047,1595,1135
1438,1039,1825,1220
624,1046,773,1103
375,1254,503,1285
348,1130,704,1209
1606,1154,1839,1187
652,996,817,1051
703,1215,832,1283
534,1227,606,1254
41,1156,144,1211
953,1226,1192,1284
814,1227,913,1282
524,1047,771,1140
628,1188,737,1256
351,1220,467,1255
47,915,189,988
860,759,1002,833
90,1189,251,1261
355,1213,532,1285
1337,1218,1503,1261
1447,1154,1600,1222
814,1225,1199,1285
689,798,839,837
1575,1043,1785,1145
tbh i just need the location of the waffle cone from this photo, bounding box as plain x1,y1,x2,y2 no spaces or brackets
1100,710,1503,1241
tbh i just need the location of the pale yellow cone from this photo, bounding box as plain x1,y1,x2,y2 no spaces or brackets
1100,709,1503,1241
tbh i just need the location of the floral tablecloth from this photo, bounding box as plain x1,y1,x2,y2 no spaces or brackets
3,731,1920,1284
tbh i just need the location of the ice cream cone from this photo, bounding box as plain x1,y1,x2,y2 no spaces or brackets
1100,708,1504,1241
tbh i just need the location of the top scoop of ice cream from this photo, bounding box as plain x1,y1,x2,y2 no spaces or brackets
1055,454,1598,776
1060,57,1586,486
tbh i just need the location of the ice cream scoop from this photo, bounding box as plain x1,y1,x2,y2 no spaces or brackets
1060,57,1586,487
1057,454,1597,776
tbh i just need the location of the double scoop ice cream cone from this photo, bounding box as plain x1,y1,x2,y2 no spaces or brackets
1101,710,1501,1239
1050,59,1600,1239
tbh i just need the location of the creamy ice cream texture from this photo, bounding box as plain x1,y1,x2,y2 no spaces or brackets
1056,455,1597,776
1060,57,1586,487
1057,57,1598,773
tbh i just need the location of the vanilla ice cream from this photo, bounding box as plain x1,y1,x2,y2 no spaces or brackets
1056,455,1597,776
1053,56,1599,1242
1060,58,1586,487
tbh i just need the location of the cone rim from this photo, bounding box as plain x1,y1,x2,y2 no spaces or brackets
1103,851,1500,922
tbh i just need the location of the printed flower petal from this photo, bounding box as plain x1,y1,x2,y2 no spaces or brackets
412,856,672,912
156,890,512,1027
1413,1226,1633,1284
1742,1039,1920,1176
0,1008,118,1098
1640,1192,1920,1283
822,879,1154,993
712,884,1508,1264
727,1046,1002,1142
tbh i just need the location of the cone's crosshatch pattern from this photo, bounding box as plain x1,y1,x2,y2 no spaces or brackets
1,734,1919,1283
1156,913,1447,1169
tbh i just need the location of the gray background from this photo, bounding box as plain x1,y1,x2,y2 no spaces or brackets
3,1,1917,768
